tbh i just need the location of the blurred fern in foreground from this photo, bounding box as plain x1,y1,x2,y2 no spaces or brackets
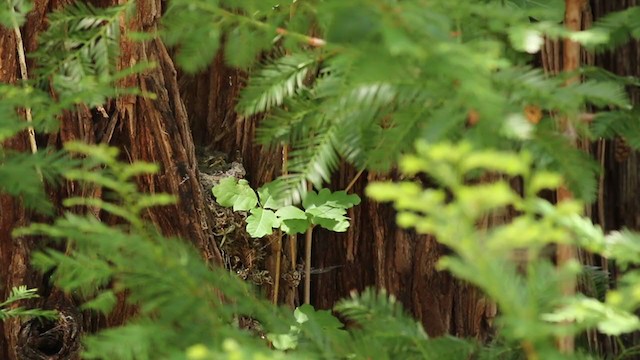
15,143,484,360
368,142,640,358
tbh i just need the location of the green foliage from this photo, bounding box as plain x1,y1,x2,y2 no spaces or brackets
161,0,640,202
212,177,360,237
246,207,279,238
16,144,282,359
1,1,464,360
162,0,280,73
31,1,146,106
213,177,259,211
6,1,640,359
0,0,32,27
0,0,148,213
590,109,640,150
368,142,640,357
12,143,476,360
237,52,318,117
506,0,565,22
0,83,76,212
0,286,57,321
588,6,640,50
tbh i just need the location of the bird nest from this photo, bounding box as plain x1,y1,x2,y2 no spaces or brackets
197,149,272,287
16,308,81,360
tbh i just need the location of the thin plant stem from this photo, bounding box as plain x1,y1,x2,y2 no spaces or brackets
7,0,38,156
271,145,289,305
303,224,314,304
215,7,327,48
283,146,298,270
273,230,282,305
345,168,365,193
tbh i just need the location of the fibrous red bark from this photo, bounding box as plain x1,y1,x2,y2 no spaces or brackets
1,1,222,358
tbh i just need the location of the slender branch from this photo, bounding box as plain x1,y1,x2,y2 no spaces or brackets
345,168,365,193
216,8,327,48
7,0,38,155
597,139,606,229
275,27,326,47
285,1,299,274
96,106,110,119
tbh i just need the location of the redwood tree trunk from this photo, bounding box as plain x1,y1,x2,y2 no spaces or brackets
0,1,221,359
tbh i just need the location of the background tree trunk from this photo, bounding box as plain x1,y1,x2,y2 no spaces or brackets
590,0,640,355
1,1,221,359
539,1,638,356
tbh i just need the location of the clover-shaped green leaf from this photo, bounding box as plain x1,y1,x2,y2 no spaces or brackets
276,206,310,234
212,177,258,211
303,189,361,210
246,208,279,237
307,205,350,232
258,183,285,210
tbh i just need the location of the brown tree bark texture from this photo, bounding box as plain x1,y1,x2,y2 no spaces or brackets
1,1,222,358
590,0,640,353
539,1,635,356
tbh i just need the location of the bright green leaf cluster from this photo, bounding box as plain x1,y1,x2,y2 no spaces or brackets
212,178,360,238
212,177,259,211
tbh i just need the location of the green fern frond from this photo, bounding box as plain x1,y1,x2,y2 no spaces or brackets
591,110,640,150
0,150,74,214
0,286,57,321
364,108,426,171
591,6,640,51
280,122,341,202
335,288,424,337
335,288,474,359
569,80,630,109
255,97,320,146
581,65,640,88
32,1,131,105
237,52,318,117
14,144,297,358
579,265,610,301
527,130,600,202
82,322,170,360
